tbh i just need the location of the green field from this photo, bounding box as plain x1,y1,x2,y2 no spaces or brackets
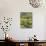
20,12,32,28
